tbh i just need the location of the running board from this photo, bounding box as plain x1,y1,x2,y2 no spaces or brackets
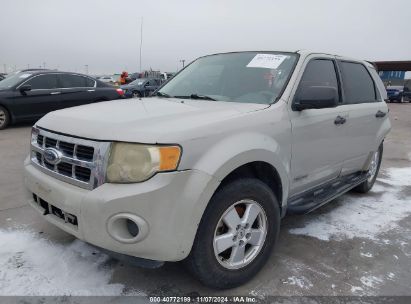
287,172,368,214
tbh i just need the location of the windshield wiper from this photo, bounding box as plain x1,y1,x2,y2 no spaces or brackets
174,94,216,101
155,91,173,98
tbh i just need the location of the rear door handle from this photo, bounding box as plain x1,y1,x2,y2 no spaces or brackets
334,115,346,125
50,92,61,95
87,89,95,92
375,110,386,118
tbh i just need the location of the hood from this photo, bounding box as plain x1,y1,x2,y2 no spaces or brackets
37,98,269,143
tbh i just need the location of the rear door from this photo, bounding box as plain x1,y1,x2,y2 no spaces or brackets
289,56,348,196
13,74,61,119
337,61,388,175
58,74,97,109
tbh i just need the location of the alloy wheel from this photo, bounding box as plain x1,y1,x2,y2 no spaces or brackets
213,199,267,270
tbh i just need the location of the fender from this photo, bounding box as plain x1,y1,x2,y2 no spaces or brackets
188,131,291,210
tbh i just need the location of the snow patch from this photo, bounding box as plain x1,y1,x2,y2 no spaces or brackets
360,252,373,258
283,276,313,290
0,229,126,296
289,167,411,241
360,275,383,288
351,286,364,293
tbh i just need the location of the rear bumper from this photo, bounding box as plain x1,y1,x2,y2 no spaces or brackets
24,159,219,261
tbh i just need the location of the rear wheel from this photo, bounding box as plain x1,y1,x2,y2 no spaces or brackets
185,178,280,289
0,106,10,130
354,143,383,193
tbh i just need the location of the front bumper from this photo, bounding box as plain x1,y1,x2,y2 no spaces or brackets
24,159,219,261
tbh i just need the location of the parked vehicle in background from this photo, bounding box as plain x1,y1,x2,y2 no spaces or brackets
386,85,411,102
120,78,163,98
24,51,390,289
0,73,7,81
97,76,117,84
0,70,124,129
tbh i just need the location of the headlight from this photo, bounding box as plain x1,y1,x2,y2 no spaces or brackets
106,143,181,183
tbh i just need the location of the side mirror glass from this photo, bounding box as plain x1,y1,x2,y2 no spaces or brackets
294,86,338,111
19,84,32,93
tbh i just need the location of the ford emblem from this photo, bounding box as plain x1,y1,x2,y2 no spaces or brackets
43,148,63,165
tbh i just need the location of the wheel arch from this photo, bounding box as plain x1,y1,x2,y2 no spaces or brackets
216,161,284,216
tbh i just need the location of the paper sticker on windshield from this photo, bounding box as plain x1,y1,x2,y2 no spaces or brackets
19,74,32,78
246,54,288,69
138,82,143,85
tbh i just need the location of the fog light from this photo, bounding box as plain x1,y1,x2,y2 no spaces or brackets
106,213,149,244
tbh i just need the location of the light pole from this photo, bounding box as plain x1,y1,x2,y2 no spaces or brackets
85,65,89,75
139,17,143,72
180,59,186,69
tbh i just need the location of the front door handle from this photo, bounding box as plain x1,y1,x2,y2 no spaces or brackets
50,92,61,95
375,110,386,118
334,115,346,125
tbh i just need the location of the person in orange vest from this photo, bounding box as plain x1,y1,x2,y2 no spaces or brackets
120,71,129,85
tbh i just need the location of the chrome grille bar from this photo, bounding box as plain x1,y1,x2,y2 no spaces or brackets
30,127,111,190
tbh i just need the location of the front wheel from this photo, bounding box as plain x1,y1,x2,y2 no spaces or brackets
185,178,280,289
354,143,383,193
132,91,141,98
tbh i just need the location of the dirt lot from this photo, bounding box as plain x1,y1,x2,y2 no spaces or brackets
0,103,410,297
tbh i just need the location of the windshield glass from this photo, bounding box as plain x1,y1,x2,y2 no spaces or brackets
0,72,32,89
158,52,298,104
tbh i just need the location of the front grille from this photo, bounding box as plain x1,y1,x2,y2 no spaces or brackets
31,127,111,189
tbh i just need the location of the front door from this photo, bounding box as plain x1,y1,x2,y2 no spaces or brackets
13,74,61,119
289,57,347,196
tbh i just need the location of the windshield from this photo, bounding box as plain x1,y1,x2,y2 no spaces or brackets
158,52,298,104
0,72,32,89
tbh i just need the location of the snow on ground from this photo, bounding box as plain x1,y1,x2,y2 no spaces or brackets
289,167,411,241
0,229,128,296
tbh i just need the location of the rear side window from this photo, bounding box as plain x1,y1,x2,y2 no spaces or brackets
59,74,90,88
297,59,339,100
85,77,96,87
339,62,376,103
25,74,58,90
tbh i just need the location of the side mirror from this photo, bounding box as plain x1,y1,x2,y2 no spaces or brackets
19,84,32,93
293,86,338,111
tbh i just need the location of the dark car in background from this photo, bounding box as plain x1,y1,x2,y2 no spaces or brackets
0,73,6,81
0,70,124,129
386,85,411,103
120,78,163,98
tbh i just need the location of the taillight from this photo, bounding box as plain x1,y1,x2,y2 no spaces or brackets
116,88,124,96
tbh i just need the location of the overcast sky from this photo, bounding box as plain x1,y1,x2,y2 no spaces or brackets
1,0,410,75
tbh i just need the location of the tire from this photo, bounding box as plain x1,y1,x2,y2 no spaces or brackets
0,106,10,130
132,91,141,98
185,178,280,289
353,143,383,193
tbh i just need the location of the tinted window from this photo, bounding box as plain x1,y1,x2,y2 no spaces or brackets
59,74,89,88
297,59,339,100
85,77,95,87
339,62,376,103
25,74,58,90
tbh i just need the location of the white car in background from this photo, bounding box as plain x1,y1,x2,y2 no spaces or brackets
97,76,117,84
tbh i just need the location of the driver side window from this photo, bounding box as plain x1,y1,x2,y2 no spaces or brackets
296,59,340,103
